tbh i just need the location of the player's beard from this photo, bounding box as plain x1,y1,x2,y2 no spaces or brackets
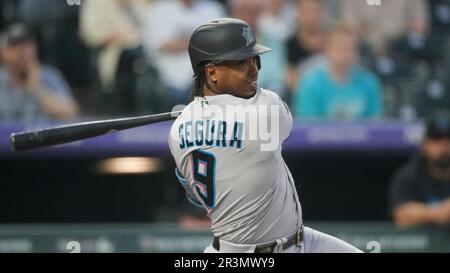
431,155,450,171
249,77,258,89
246,76,258,97
427,154,450,182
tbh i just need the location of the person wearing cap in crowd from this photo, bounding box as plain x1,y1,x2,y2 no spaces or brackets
0,23,79,120
389,110,450,228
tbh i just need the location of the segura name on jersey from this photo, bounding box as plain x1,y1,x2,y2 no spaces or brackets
178,120,244,149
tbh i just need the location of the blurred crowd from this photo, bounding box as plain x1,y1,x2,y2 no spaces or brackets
1,0,450,121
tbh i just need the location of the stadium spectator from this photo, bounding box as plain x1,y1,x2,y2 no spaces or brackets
19,0,93,114
340,0,430,56
388,18,438,72
0,0,21,27
426,0,450,37
389,111,450,228
294,25,383,120
257,0,296,99
0,23,79,120
228,0,262,29
80,0,156,115
144,0,226,105
416,78,450,118
285,0,326,94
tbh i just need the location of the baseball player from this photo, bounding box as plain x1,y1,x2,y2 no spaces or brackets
168,18,362,253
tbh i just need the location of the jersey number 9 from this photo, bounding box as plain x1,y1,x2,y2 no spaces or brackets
191,150,216,208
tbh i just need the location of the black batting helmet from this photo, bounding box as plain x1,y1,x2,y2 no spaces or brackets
188,18,272,73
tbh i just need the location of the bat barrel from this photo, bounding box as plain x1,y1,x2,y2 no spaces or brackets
9,111,182,152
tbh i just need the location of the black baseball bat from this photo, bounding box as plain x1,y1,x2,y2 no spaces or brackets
10,111,182,152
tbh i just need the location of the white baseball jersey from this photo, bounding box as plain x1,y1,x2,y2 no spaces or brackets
168,88,303,244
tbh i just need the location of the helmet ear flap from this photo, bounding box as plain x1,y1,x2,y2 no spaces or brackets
256,55,261,70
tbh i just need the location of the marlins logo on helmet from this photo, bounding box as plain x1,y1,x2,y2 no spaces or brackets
242,26,255,47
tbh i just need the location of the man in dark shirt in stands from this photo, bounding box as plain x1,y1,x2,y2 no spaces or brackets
389,110,450,228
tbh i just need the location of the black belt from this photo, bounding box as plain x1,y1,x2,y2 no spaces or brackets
213,227,303,253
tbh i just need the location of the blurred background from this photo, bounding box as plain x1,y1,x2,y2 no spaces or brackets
0,0,450,253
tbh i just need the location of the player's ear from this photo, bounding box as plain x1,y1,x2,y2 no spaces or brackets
205,65,218,85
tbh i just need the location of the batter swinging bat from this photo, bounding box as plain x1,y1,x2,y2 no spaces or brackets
10,111,182,152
